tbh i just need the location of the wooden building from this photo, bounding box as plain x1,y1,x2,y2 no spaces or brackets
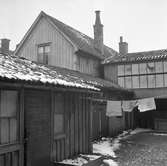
15,11,117,77
103,36,167,131
14,11,128,140
0,53,132,166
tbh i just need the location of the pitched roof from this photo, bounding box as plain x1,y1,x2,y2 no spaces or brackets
0,54,129,93
15,11,117,59
103,49,167,64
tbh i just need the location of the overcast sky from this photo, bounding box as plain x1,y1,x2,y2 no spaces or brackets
1,0,167,52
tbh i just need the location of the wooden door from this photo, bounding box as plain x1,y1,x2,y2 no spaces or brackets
24,90,51,166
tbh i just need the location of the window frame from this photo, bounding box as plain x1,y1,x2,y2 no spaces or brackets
37,43,51,64
0,89,20,146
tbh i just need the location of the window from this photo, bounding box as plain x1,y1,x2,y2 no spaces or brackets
164,61,167,72
148,75,155,88
140,75,147,88
125,76,132,88
156,74,164,87
155,62,163,73
37,44,50,64
118,77,124,87
147,62,155,74
132,64,139,75
139,63,147,74
118,65,124,76
132,76,139,88
0,90,18,145
164,74,167,87
125,64,132,75
54,94,64,135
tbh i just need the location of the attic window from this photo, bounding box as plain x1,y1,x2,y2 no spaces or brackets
37,43,51,64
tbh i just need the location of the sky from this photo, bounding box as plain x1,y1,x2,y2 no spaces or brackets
1,0,167,52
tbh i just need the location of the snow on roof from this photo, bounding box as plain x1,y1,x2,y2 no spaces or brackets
0,54,99,91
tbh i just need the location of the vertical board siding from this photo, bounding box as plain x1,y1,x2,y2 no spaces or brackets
104,65,118,82
17,17,76,70
78,56,100,77
24,90,51,166
53,92,91,162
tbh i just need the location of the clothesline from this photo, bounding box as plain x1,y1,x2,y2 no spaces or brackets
106,97,156,117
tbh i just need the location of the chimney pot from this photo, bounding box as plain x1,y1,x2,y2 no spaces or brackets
119,36,128,56
0,38,10,55
94,10,104,55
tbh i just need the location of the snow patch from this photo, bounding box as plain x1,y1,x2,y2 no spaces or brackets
103,159,118,166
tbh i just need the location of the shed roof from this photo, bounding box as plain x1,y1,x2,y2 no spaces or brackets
0,54,129,93
103,49,167,64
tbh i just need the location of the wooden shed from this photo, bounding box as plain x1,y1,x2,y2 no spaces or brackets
0,54,133,166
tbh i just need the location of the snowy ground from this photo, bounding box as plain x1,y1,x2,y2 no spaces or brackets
59,128,151,166
117,130,167,166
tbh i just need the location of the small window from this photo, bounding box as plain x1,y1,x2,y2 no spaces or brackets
164,61,167,72
139,63,147,74
156,74,164,87
118,77,124,87
54,94,64,135
155,61,163,73
132,76,139,88
0,90,18,145
125,64,132,75
118,65,124,76
148,75,155,88
140,75,147,88
37,44,51,64
125,76,132,88
147,62,155,74
132,64,139,75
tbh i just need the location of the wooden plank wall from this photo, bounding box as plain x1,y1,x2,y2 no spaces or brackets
53,92,91,162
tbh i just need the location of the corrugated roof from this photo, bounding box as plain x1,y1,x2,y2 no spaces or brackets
0,54,127,92
44,12,117,59
103,49,167,64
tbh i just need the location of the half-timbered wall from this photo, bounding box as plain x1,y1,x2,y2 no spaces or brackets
117,60,167,89
16,17,77,70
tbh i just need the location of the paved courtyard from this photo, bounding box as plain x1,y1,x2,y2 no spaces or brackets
116,132,167,166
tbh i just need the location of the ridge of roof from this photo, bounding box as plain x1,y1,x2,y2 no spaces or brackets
103,48,167,64
43,11,117,59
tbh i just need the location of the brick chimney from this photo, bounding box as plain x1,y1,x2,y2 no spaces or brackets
0,38,10,55
94,10,104,55
119,36,128,56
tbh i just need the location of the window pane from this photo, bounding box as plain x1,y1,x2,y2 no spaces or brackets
132,64,139,75
164,74,167,87
9,118,17,142
155,61,163,73
140,75,147,88
55,94,64,113
125,64,132,75
0,91,17,117
164,61,167,72
132,76,139,88
38,46,44,54
0,119,9,144
156,74,164,87
118,65,124,76
148,75,155,88
147,62,155,74
139,63,147,74
125,76,132,88
45,45,50,53
54,114,64,134
118,77,124,87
